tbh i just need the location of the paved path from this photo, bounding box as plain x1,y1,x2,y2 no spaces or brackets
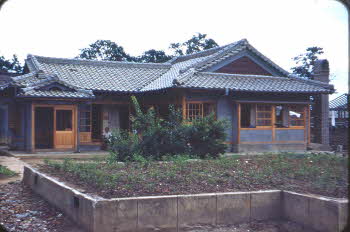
0,156,25,184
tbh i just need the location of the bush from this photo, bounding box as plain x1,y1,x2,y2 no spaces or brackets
107,96,228,162
187,113,228,158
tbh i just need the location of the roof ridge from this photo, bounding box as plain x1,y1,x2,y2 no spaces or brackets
196,71,333,89
32,55,172,69
169,41,240,64
185,40,247,72
197,71,289,79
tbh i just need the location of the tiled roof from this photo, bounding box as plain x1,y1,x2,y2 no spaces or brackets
17,89,94,99
12,39,334,97
176,72,334,94
330,94,348,109
24,55,170,92
0,71,18,90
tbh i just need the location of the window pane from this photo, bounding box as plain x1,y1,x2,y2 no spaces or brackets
289,105,305,127
240,104,252,128
56,110,72,131
187,103,203,121
256,104,272,126
275,105,287,128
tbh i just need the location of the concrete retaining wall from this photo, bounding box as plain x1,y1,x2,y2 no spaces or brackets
23,166,348,232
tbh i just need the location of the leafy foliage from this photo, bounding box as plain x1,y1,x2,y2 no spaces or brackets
0,54,23,73
291,47,324,79
169,33,219,56
187,114,228,159
77,33,219,63
136,49,172,63
77,40,133,62
0,165,17,177
107,96,227,161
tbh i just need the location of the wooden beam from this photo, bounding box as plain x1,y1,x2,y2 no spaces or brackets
308,105,311,145
31,103,35,152
272,106,276,142
237,103,241,144
182,94,186,120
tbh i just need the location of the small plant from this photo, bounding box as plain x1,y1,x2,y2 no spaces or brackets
0,165,17,177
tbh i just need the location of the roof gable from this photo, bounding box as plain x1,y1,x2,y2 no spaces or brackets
211,55,274,76
37,82,76,92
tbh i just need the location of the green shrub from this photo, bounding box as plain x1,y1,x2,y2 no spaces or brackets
107,96,228,162
187,113,228,158
0,165,17,177
107,129,140,162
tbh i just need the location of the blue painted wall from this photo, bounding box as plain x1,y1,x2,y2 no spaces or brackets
240,130,273,142
275,129,304,141
0,105,8,144
217,96,233,143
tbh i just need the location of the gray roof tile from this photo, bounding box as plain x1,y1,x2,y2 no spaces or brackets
179,72,334,94
18,89,94,99
12,39,334,97
330,94,348,109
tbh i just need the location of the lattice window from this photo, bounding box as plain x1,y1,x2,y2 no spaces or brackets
187,103,203,121
186,102,216,121
256,104,272,126
79,105,91,132
289,105,305,127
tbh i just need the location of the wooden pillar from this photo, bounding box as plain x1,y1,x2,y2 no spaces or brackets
308,105,311,145
76,104,81,153
25,102,33,153
237,103,241,144
182,94,186,120
272,105,276,142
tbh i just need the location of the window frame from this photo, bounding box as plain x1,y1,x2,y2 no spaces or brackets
256,104,273,128
288,105,306,128
186,101,216,121
79,105,92,133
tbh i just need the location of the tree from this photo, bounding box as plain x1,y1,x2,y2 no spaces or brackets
291,47,324,79
136,49,172,63
0,54,23,73
77,40,133,62
169,33,219,56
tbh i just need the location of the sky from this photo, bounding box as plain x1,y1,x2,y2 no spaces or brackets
0,0,348,100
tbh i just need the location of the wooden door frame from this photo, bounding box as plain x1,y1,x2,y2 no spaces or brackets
32,104,77,151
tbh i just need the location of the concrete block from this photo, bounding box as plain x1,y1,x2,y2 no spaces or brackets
93,200,118,232
251,190,282,221
309,196,339,232
338,200,348,232
138,196,177,232
283,191,309,227
178,193,216,229
115,198,138,232
216,192,250,225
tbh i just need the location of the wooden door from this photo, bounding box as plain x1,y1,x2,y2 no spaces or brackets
54,106,76,149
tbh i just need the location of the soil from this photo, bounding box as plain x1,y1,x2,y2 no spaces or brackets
0,181,84,232
37,154,348,199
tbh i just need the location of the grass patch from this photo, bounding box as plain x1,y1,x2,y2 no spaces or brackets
0,165,17,177
40,153,348,198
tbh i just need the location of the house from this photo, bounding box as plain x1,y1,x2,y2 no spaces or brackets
329,93,348,127
0,71,20,146
0,39,334,153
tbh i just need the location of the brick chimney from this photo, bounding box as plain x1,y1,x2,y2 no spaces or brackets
312,59,330,148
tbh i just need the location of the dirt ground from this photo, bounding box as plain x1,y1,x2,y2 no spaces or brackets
0,181,84,232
